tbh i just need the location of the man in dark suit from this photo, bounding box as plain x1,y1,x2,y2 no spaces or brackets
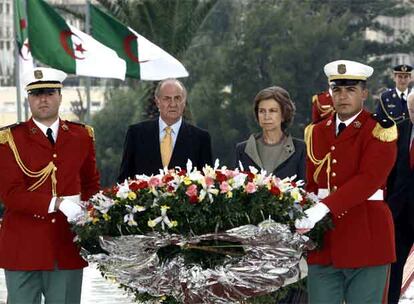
118,78,212,180
386,92,414,303
376,64,412,124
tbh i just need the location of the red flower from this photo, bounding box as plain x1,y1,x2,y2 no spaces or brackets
103,186,119,196
215,171,228,183
129,182,140,192
162,174,174,183
177,169,187,176
242,171,255,182
189,195,198,204
270,184,281,196
300,197,307,206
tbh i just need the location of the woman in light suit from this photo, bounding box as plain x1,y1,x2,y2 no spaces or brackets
235,86,305,181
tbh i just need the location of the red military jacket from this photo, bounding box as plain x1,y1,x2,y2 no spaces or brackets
305,110,397,268
0,118,100,270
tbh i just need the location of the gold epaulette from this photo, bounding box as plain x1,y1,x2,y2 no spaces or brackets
0,128,57,195
372,122,398,142
85,125,95,141
304,123,332,190
0,129,10,145
312,94,318,104
66,121,95,141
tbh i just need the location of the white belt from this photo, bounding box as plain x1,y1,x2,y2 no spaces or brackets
61,194,81,204
317,189,383,201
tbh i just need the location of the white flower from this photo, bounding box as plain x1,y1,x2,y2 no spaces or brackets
148,205,175,230
116,180,130,199
249,166,258,174
93,192,116,214
214,159,220,170
238,160,244,171
232,172,247,189
124,213,137,226
186,159,193,173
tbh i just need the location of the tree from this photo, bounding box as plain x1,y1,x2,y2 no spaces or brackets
185,0,414,166
92,85,150,186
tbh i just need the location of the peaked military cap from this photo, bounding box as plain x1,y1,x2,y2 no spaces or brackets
393,64,413,74
22,67,67,91
324,60,374,86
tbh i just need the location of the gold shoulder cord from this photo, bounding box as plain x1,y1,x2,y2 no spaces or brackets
304,124,332,190
0,129,57,196
378,94,403,123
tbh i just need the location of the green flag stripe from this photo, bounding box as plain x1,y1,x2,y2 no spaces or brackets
14,0,26,49
27,0,75,73
89,4,140,78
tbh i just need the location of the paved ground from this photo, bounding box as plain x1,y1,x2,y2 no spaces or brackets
0,262,413,303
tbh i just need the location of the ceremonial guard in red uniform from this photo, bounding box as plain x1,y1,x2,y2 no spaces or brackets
296,60,398,303
0,67,100,303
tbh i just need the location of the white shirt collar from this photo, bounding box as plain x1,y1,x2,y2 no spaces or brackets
159,117,182,135
396,88,409,99
336,110,362,131
32,118,60,141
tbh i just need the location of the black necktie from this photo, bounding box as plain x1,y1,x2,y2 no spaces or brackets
401,92,406,101
46,128,55,145
337,122,346,136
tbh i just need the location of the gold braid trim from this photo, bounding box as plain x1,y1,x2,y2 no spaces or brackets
378,93,405,123
85,125,95,141
304,124,332,190
372,122,398,142
0,129,57,195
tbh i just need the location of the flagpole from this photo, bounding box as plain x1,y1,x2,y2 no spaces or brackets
13,1,23,123
85,0,91,124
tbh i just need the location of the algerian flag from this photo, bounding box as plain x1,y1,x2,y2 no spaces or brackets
27,0,126,80
89,3,189,80
14,0,34,91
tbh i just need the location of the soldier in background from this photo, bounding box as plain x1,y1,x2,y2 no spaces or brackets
376,64,412,124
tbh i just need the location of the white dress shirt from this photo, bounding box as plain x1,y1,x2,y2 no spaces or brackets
32,118,60,212
32,118,59,142
159,117,182,150
335,110,362,135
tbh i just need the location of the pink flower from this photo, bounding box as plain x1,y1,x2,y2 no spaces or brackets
205,176,214,187
225,170,237,178
185,184,198,197
245,182,257,194
148,177,161,187
220,181,230,193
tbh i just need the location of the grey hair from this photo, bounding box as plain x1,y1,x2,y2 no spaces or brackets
154,78,187,99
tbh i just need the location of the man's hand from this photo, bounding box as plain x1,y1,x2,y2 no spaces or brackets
295,202,330,233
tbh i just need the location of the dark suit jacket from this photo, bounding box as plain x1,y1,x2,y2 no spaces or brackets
386,119,414,219
375,88,410,124
118,118,212,181
234,133,306,181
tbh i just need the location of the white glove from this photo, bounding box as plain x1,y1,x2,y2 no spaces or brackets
59,199,83,222
295,202,330,230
